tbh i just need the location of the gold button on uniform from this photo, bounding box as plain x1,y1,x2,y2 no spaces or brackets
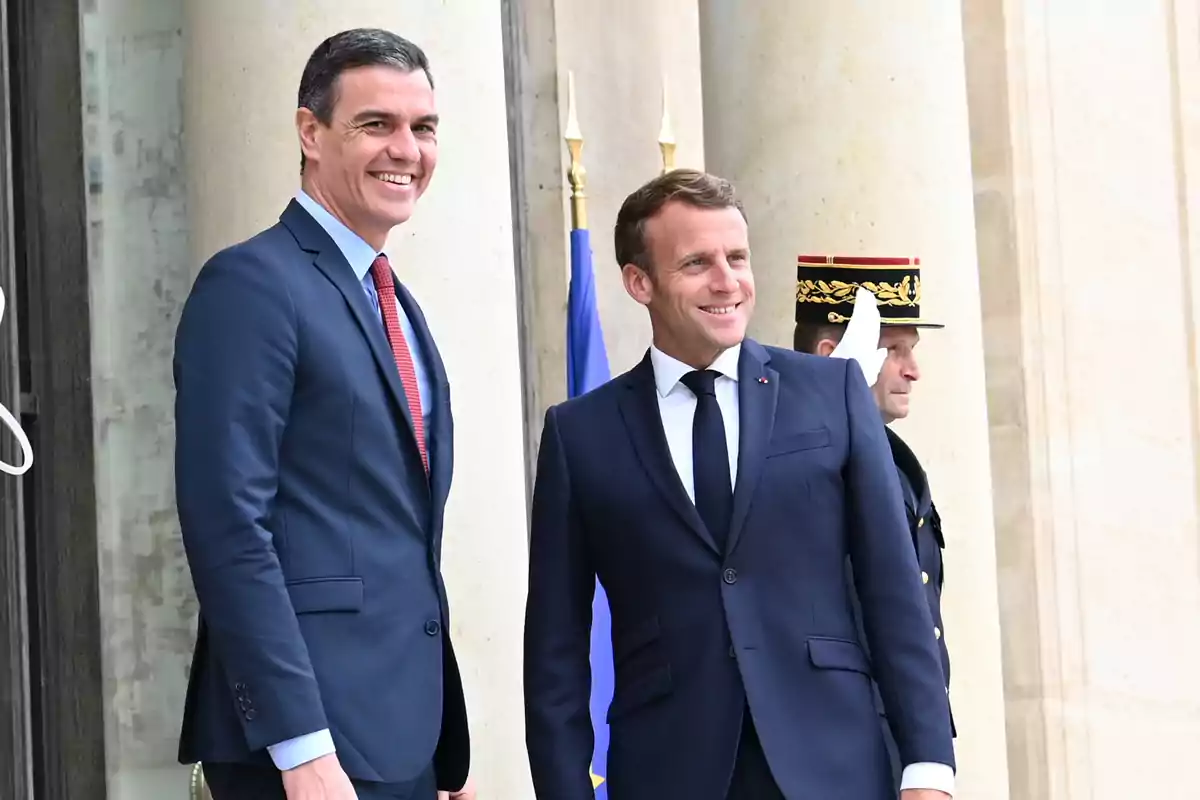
934,626,942,640
922,571,930,585
918,517,925,528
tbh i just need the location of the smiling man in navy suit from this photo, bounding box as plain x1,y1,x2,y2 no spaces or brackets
174,29,472,800
523,169,955,799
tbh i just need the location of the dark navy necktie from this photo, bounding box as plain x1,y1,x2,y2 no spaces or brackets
681,369,732,552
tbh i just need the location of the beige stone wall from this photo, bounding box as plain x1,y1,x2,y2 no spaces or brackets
964,0,1200,796
81,1,198,796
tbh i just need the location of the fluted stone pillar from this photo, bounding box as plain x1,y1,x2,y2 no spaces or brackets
184,3,531,796
698,3,1010,796
963,0,1200,797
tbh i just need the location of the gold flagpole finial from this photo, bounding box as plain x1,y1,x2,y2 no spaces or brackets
564,70,587,231
658,75,676,175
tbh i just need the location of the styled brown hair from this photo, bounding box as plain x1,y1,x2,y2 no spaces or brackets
613,169,746,272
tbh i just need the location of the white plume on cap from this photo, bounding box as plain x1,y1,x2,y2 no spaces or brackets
830,287,887,388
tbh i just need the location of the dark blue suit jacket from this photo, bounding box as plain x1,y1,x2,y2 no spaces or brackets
173,201,469,789
523,340,954,800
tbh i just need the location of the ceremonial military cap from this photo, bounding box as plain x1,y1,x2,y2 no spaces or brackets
795,255,943,328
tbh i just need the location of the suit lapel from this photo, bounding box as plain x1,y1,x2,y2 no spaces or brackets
727,340,778,555
279,201,425,482
887,427,931,520
313,254,418,445
617,354,719,554
395,279,452,510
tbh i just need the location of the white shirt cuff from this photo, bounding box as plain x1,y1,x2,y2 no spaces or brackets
266,728,336,770
900,761,955,795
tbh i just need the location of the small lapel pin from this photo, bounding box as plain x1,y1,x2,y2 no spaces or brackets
758,376,769,384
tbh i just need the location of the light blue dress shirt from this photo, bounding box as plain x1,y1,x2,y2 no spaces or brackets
267,191,433,771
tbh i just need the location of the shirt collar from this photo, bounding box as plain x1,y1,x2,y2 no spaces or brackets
294,190,379,282
649,343,742,398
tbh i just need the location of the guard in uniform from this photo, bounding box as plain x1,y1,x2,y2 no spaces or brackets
791,255,954,788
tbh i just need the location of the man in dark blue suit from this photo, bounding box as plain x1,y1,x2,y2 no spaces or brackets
523,170,956,799
174,29,473,800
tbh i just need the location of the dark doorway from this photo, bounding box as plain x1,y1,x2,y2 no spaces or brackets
0,0,106,798
0,0,31,793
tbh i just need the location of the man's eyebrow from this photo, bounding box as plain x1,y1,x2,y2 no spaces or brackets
349,109,391,123
348,110,440,126
672,246,750,267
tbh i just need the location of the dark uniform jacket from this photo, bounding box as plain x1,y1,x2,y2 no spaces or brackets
841,425,954,791
885,427,953,734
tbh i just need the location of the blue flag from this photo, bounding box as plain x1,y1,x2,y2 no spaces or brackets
568,228,611,398
566,227,613,796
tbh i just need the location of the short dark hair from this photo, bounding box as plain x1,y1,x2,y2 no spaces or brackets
297,28,433,171
613,168,746,272
793,322,845,354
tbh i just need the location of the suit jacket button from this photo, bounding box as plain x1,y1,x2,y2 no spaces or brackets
244,708,257,721
922,571,930,585
918,517,926,528
425,619,441,636
722,568,738,585
934,626,942,640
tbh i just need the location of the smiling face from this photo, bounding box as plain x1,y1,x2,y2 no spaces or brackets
622,200,755,369
296,64,438,250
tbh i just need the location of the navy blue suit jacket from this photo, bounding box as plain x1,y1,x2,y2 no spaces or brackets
173,201,469,789
523,340,954,800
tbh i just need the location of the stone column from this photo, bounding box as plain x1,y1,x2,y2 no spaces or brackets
698,2,1010,797
184,3,532,796
550,0,707,378
503,0,707,484
963,0,1200,797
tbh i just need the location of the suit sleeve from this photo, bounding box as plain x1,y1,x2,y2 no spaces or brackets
523,406,596,800
174,252,328,751
841,359,956,770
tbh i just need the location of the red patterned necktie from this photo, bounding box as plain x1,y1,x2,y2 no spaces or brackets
370,254,429,474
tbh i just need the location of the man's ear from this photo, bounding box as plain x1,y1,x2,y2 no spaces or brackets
815,338,838,357
296,107,322,166
621,263,653,307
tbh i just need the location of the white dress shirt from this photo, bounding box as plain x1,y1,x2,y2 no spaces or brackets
647,343,954,797
650,343,741,499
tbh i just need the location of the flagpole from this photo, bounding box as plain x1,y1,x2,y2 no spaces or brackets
563,70,613,797
565,70,588,232
658,74,675,174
